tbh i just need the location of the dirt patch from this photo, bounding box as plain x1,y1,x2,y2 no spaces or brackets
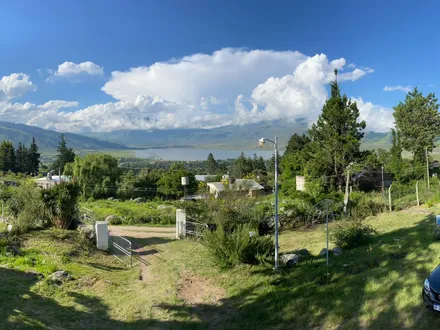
177,270,225,306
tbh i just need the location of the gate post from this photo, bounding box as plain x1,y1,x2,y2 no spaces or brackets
176,209,186,239
95,221,109,250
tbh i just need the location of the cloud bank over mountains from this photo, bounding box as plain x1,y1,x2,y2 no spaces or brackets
0,48,393,133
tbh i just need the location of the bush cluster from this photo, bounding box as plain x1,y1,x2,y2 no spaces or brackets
203,223,273,268
83,200,176,225
331,219,377,249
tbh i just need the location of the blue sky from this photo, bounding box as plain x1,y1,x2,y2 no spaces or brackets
0,0,438,133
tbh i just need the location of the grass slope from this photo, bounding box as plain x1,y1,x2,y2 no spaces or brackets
2,206,440,329
0,121,126,150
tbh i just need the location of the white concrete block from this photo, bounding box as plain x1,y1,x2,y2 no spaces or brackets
95,221,109,250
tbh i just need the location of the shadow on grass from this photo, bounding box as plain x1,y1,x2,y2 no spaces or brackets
83,262,126,272
3,214,440,329
154,213,440,329
121,236,173,249
0,266,204,330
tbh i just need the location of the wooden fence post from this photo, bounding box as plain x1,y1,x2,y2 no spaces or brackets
388,184,392,212
416,181,420,206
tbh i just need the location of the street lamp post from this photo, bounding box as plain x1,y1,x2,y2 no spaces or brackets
259,136,279,272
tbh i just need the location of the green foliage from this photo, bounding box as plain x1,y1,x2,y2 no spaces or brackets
203,223,274,268
307,72,366,190
206,153,217,174
41,182,80,229
7,182,48,233
231,152,253,178
393,88,440,177
157,163,196,199
82,200,176,225
0,140,16,172
349,191,388,220
72,153,121,199
117,169,162,200
52,134,75,173
331,219,377,249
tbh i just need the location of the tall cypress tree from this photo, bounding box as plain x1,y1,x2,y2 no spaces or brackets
307,70,366,190
28,137,40,175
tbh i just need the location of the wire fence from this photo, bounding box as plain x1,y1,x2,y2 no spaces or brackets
108,231,133,267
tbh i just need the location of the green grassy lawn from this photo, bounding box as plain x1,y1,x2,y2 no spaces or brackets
2,206,440,329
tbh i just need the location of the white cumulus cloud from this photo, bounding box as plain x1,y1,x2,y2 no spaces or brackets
54,61,104,77
0,99,77,124
353,97,394,132
383,85,412,93
1,48,386,133
0,73,35,100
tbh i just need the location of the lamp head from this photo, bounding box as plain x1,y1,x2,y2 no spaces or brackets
258,138,265,147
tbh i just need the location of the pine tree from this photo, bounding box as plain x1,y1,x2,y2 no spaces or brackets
27,137,40,175
0,141,16,172
232,152,253,178
16,142,28,173
393,88,440,178
307,70,366,190
206,153,217,174
52,134,75,173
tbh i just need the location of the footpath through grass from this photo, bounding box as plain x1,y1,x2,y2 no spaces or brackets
2,206,440,329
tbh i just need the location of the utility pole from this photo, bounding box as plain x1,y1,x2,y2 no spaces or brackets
343,168,350,215
426,146,430,191
381,166,385,196
274,136,279,272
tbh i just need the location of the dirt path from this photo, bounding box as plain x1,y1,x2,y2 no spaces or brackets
109,226,175,282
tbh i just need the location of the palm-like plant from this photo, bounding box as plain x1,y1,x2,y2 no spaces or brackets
41,182,80,229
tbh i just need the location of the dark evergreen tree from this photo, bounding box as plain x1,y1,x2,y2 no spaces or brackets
206,153,217,174
27,137,40,175
307,70,366,190
231,152,253,178
0,141,16,172
52,134,76,173
16,142,28,173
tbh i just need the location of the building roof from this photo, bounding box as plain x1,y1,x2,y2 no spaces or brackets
35,175,72,184
207,179,263,192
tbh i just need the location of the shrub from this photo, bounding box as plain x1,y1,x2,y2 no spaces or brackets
427,194,440,208
331,219,377,249
7,182,49,233
41,182,80,229
203,224,274,268
349,191,387,220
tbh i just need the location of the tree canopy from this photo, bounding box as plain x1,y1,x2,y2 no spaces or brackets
393,88,440,177
52,134,76,173
71,153,122,199
157,163,197,198
307,71,366,190
206,153,217,174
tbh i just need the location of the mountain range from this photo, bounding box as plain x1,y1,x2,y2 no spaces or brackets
0,120,392,151
0,121,126,150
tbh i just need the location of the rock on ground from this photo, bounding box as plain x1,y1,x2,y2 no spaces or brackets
332,247,343,256
280,253,300,267
48,271,72,284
